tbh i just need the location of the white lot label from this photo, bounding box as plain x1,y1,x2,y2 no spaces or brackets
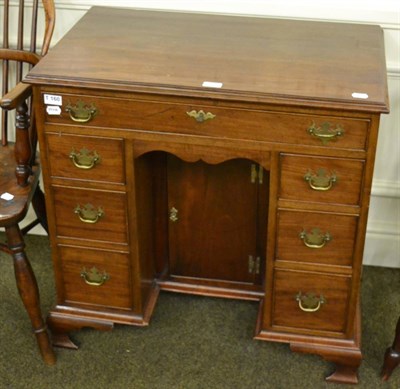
351,92,369,99
44,94,62,105
46,106,62,115
1,192,14,201
202,81,223,88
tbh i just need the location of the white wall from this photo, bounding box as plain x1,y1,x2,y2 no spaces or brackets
3,0,400,267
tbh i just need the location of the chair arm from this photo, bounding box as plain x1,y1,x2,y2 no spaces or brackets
0,82,32,110
0,49,40,66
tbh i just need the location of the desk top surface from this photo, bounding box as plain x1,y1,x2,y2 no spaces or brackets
26,7,389,112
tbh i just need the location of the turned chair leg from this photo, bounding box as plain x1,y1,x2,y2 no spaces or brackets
5,225,56,365
31,184,49,233
382,316,400,380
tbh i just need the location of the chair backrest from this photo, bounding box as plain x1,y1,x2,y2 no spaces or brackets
1,0,55,147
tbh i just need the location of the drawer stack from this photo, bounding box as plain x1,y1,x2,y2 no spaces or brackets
41,96,158,330
258,116,370,342
274,153,363,336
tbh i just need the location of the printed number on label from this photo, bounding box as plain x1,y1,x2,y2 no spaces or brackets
44,94,62,105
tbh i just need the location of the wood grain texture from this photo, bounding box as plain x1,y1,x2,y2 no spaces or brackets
43,92,370,150
26,7,389,113
25,7,390,384
276,209,358,266
58,245,132,310
45,132,125,184
272,269,351,335
52,185,128,244
279,154,365,206
167,156,265,285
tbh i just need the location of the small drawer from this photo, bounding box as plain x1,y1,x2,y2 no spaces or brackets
46,132,125,184
276,210,358,266
272,269,351,335
58,245,132,310
280,154,364,206
43,93,369,150
52,185,128,244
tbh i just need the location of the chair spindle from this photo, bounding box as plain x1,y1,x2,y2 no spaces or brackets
1,0,10,145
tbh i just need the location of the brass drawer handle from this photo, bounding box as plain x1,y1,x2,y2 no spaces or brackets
296,292,326,312
308,122,344,144
74,203,104,224
69,148,100,170
186,109,216,123
66,100,98,123
80,266,109,286
304,169,337,191
299,228,331,249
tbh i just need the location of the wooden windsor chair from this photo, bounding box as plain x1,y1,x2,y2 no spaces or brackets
382,316,400,381
0,0,56,365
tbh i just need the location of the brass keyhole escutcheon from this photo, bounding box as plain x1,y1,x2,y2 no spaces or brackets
186,110,216,123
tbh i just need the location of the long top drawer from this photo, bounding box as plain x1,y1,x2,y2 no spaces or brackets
43,93,370,150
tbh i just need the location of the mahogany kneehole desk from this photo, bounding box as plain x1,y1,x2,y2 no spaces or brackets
26,7,389,384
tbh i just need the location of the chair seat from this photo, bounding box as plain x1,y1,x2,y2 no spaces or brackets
0,145,40,226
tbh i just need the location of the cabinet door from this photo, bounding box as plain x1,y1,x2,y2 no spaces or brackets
167,155,265,285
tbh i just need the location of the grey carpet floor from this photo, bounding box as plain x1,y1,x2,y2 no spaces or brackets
0,234,399,389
